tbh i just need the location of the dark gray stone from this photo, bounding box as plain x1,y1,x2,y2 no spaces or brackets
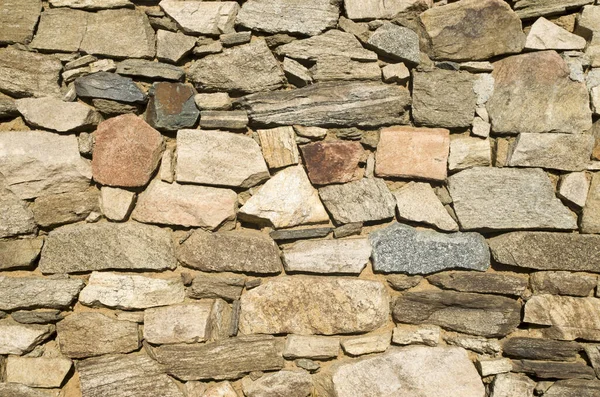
75,72,146,103
502,337,581,361
269,227,332,241
511,359,595,380
427,271,528,297
146,82,199,131
366,22,420,64
545,379,600,397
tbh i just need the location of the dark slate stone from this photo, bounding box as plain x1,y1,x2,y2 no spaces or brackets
269,227,332,242
511,359,595,380
146,82,199,131
545,379,600,397
502,337,581,362
74,72,147,103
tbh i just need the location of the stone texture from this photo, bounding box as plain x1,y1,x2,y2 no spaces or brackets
257,127,299,169
545,379,600,397
427,271,528,297
79,272,185,310
370,223,489,275
5,356,72,388
331,346,484,397
476,358,512,376
146,82,198,131
448,137,491,171
387,275,423,291
188,276,245,302
132,180,237,229
392,324,440,346
0,179,36,238
282,238,371,274
511,359,595,380
531,272,597,297
488,51,592,134
50,0,132,9
100,187,135,221
0,47,62,98
444,334,501,355
0,320,53,355
344,0,431,19
195,93,232,110
283,57,313,86
199,110,249,130
243,370,313,397
558,171,590,207
341,332,391,356
0,238,43,270
367,22,420,64
16,97,101,133
116,59,184,81
176,129,269,188
239,276,389,335
502,337,581,361
582,172,600,233
75,72,146,103
92,114,163,187
526,17,586,50
160,0,238,35
32,188,99,228
318,178,396,224
394,182,459,231
237,0,339,36
57,312,139,358
188,40,284,94
420,0,525,61
301,141,363,185
490,373,536,397
271,227,333,241
40,222,175,273
11,310,63,324
156,30,196,64
488,232,600,272
237,81,411,127
507,133,593,171
283,335,340,359
153,336,285,380
448,168,577,231
240,166,329,228
0,130,91,200
393,291,521,337
144,302,216,344
0,0,41,44
513,0,593,19
177,230,282,275
0,276,84,310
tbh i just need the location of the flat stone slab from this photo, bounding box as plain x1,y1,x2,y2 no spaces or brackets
239,276,389,335
0,238,43,270
159,0,238,35
282,238,371,274
394,182,458,231
49,0,133,9
75,72,146,103
16,97,101,133
490,373,536,397
341,332,391,356
32,188,100,228
0,320,53,355
545,379,600,397
0,0,41,45
507,133,594,171
257,126,299,169
116,59,184,81
526,17,586,50
0,47,62,98
513,0,593,19
367,22,420,64
344,0,432,19
369,223,489,275
243,370,313,397
427,271,528,297
582,172,600,233
5,356,72,388
502,337,581,361
0,276,84,310
143,302,216,344
156,30,196,64
531,271,597,297
283,335,340,359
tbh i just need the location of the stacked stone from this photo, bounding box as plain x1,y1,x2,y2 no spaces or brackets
1,0,600,396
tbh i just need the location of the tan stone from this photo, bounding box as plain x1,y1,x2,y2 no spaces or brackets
0,47,62,98
32,188,100,228
448,136,491,171
0,238,43,270
394,182,458,231
100,187,135,221
156,30,196,64
0,0,41,45
301,141,364,185
5,356,72,388
17,97,101,133
341,332,391,356
507,133,594,171
159,0,239,35
242,370,313,397
344,0,432,19
0,177,36,238
392,324,441,347
282,238,371,274
558,172,590,208
257,126,300,169
526,17,586,50
0,320,53,355
582,172,600,233
144,302,218,344
283,335,340,359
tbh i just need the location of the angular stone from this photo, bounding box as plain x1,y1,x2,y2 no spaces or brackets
584,345,600,378
79,272,185,310
194,93,232,111
344,0,432,19
392,324,440,347
412,68,476,128
531,272,597,297
367,22,419,64
257,127,300,169
57,312,139,358
154,336,285,381
545,379,600,397
488,51,592,134
332,346,484,397
156,30,196,64
100,187,135,221
50,0,132,9
490,373,536,397
0,47,62,98
508,133,593,171
237,81,411,127
116,59,184,81
5,356,72,388
92,98,140,116
176,129,269,188
270,227,333,241
77,353,184,397
188,276,245,302
308,56,375,83
472,117,491,138
514,0,593,19
243,370,313,397
301,141,363,185
284,58,313,86
386,275,423,291
559,172,590,207
502,337,581,361
394,182,458,232
0,276,84,310
63,58,117,84
40,222,175,273
240,166,329,228
277,30,377,63
160,0,238,35
448,137,491,171
0,238,43,270
428,271,528,297
420,0,525,61
476,357,512,376
0,180,35,238
370,223,489,275
177,230,282,275
0,0,41,44
221,31,252,47
240,276,389,335
32,188,99,228
11,309,63,324
283,335,340,359
0,130,91,199
341,332,391,356
488,232,600,272
0,320,53,355
511,359,595,380
30,8,89,52
193,38,223,56
393,291,521,337
75,72,146,103
17,97,101,133
318,178,396,224
582,172,600,233
282,238,371,274
526,17,586,50
188,40,284,94
448,168,577,231
199,110,249,130
444,333,501,355
144,302,218,344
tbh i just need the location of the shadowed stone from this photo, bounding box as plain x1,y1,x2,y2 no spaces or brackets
513,0,593,19
0,239,43,270
502,337,581,361
427,271,528,297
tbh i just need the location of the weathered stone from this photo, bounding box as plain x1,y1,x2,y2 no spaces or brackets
386,275,423,291
367,22,419,64
0,0,41,44
444,333,501,355
344,0,431,19
318,178,396,224
144,302,221,344
558,171,590,207
392,324,440,347
394,182,458,231
63,59,117,84
160,0,238,35
57,312,139,358
508,133,593,171
427,271,527,297
503,337,581,361
0,96,17,119
448,137,491,171
488,232,600,272
331,346,484,397
243,370,313,397
40,222,175,273
199,110,249,130
75,72,146,103
257,127,299,169
177,230,282,275
448,168,577,231
420,0,525,61
32,188,99,228
77,353,185,397
514,0,593,19
193,38,223,56
270,227,332,241
221,31,252,47
0,130,91,199
195,93,232,110
382,63,410,83
294,125,327,140
0,179,35,238
341,332,391,356
531,272,597,297
277,30,377,63
545,379,600,397
0,47,62,98
188,40,284,94
511,359,595,380
301,141,363,185
282,238,371,274
79,272,185,310
176,129,269,188
99,187,135,221
476,357,512,376
30,8,91,52
16,97,101,133
412,68,476,128
11,309,63,324
283,335,340,359
488,51,592,134
154,336,285,380
283,58,313,87
585,344,600,378
156,30,196,64
526,17,586,50
393,291,521,337
490,373,535,397
92,98,140,116
370,223,489,275
0,238,43,270
0,320,53,355
582,172,600,233
472,117,491,138
237,81,411,127
188,276,245,302
5,356,72,388
116,59,184,81
199,382,236,397
240,166,329,228
333,223,361,238
240,276,389,335
0,276,84,310
50,0,132,9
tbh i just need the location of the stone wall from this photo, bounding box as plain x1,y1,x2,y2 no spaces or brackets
1,0,600,396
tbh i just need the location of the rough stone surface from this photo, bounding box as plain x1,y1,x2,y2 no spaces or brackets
146,82,198,131
0,180,36,239
392,324,440,347
271,227,333,241
100,187,135,221
0,47,62,98
199,110,249,130
427,271,528,297
239,276,389,335
507,133,593,171
490,373,536,397
144,302,216,344
531,271,597,297
367,22,419,64
156,30,196,64
476,358,512,376
511,359,595,380
448,137,491,171
5,356,72,388
0,276,84,311
195,93,232,111
301,141,363,185
32,188,99,228
0,320,53,355
513,0,593,19
526,17,586,50
16,97,101,132
282,238,371,274
0,238,43,270
370,223,489,275
545,379,600,397
344,0,431,19
0,0,41,45
75,72,146,103
283,335,340,359
394,182,458,231
50,0,132,9
341,332,391,356
160,0,238,35
257,127,299,169
502,337,581,361
116,59,184,81
559,171,590,208
582,172,600,234
188,276,245,302
11,310,63,324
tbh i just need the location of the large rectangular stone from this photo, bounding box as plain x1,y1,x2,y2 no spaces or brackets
0,276,84,311
0,48,62,98
0,0,41,44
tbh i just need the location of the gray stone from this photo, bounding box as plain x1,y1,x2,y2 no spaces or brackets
92,98,140,116
0,47,62,98
188,276,245,302
16,97,102,133
0,238,43,270
5,356,72,388
511,359,595,380
344,0,432,20
199,110,249,130
0,276,83,311
276,30,377,62
545,379,600,397
283,335,340,359
514,0,593,19
11,310,64,324
282,238,371,274
448,167,577,231
75,72,146,103
490,373,535,397
193,38,223,56
508,133,594,171
283,57,313,87
40,222,176,273
502,337,581,361
369,223,489,275
146,82,199,131
526,17,586,50
341,332,391,356
116,59,184,81
243,370,313,397
0,0,41,45
156,30,196,64
582,172,600,233
159,0,238,35
367,22,419,64
0,179,36,239
0,96,18,119
270,227,332,241
221,32,252,47
391,324,440,347
30,8,88,52
49,0,132,9
558,171,590,208
531,272,597,297
32,188,100,228
427,271,528,297
0,320,53,355
333,223,361,238
394,182,458,231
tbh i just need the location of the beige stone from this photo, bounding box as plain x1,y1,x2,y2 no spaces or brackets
242,370,313,397
0,178,36,238
392,324,441,347
476,357,513,377
490,373,535,397
283,335,340,359
144,302,217,344
508,133,594,171
257,126,300,169
0,47,62,98
448,136,491,171
282,238,371,274
203,382,238,397
394,182,458,232
32,188,100,228
100,187,135,221
194,93,232,110
582,172,600,233
0,276,84,311
341,332,391,356
344,0,432,20
49,0,132,9
0,320,53,355
558,172,590,208
0,238,43,270
156,30,196,64
0,0,41,44
160,0,239,35
5,356,72,388
526,17,586,50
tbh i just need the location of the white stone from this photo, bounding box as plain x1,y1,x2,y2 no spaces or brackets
382,63,410,83
159,146,175,183
144,302,215,344
283,334,340,359
474,73,494,106
341,332,391,356
5,356,72,388
282,238,371,274
526,17,587,50
558,172,590,208
100,186,135,221
592,86,600,115
0,320,53,355
160,0,239,35
392,324,441,347
203,382,238,397
490,373,535,397
448,136,492,171
394,182,458,232
293,125,327,140
16,97,102,132
344,0,432,19
49,0,132,10
476,357,513,376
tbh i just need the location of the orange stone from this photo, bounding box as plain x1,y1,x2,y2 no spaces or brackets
301,141,364,185
92,114,164,187
375,126,449,181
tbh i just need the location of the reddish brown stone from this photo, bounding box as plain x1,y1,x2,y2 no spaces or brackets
146,82,199,132
375,126,450,181
92,114,164,187
300,141,364,185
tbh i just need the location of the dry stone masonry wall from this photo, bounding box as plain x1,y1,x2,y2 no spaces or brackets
1,0,600,396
